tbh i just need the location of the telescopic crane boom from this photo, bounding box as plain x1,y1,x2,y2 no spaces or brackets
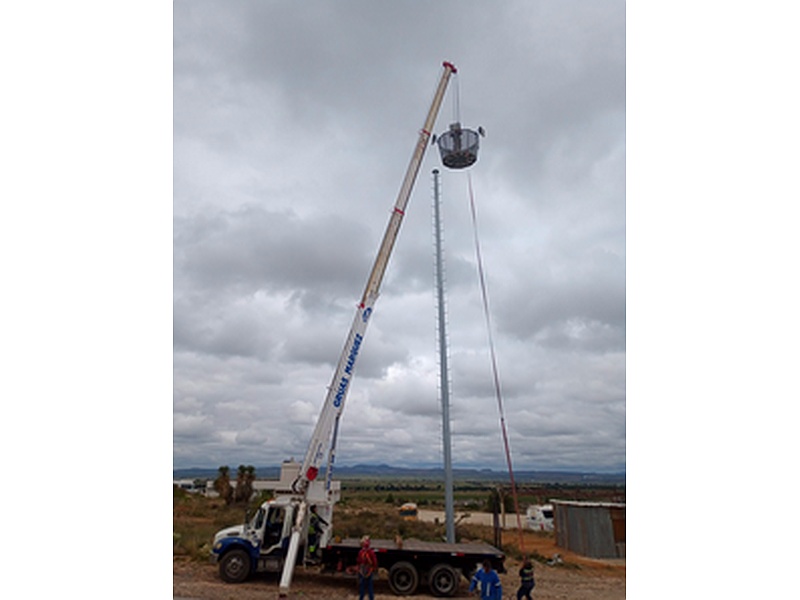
278,61,457,597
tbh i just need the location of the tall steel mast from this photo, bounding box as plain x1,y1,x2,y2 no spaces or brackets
433,168,455,543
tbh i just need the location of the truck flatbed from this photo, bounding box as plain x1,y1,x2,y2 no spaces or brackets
322,537,505,596
329,537,503,557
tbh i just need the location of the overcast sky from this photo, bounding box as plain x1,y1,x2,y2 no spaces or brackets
6,4,800,597
173,0,626,473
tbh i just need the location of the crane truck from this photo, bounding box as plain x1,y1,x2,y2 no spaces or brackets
210,61,505,597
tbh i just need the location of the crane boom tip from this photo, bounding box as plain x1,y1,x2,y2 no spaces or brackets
443,61,457,73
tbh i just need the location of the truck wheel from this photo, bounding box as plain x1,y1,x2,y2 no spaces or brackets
219,548,251,583
388,561,419,596
428,563,459,597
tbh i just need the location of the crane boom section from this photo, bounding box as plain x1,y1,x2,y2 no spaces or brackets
298,293,376,488
361,63,455,305
296,62,456,490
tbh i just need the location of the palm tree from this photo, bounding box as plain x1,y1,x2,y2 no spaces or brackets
234,465,246,503
234,465,256,503
244,465,256,501
214,466,233,505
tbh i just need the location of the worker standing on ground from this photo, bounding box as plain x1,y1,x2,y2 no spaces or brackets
469,560,502,600
356,535,378,600
516,559,535,600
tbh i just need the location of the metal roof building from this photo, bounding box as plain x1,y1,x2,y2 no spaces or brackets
551,500,626,559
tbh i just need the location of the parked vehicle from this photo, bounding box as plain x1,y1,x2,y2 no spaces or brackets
212,462,504,596
399,502,418,521
526,504,554,531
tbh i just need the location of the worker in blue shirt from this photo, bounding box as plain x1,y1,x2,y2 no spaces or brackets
469,560,502,600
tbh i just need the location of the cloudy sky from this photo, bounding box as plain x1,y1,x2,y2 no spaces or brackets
6,3,800,596
173,0,626,473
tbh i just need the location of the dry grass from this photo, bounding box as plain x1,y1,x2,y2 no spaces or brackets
332,502,449,542
173,487,254,560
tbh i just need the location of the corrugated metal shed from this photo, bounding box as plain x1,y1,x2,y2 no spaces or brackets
551,500,626,559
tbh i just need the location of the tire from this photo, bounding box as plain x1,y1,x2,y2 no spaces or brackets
388,561,419,596
428,563,459,597
219,548,251,583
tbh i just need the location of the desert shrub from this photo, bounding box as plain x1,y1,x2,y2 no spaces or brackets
484,489,515,513
332,506,444,542
173,528,215,561
173,490,261,561
529,549,548,564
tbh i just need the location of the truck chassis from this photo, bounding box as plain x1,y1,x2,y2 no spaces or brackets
321,537,505,597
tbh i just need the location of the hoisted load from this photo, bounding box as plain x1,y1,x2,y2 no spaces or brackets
435,122,484,169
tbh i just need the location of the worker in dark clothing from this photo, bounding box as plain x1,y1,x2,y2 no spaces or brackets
517,559,535,600
307,505,328,560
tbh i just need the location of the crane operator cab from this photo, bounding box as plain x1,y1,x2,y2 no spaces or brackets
435,122,484,169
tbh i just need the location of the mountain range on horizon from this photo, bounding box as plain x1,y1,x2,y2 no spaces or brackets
173,463,625,485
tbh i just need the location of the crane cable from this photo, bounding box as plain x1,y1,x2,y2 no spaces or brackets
450,70,461,124
466,171,527,558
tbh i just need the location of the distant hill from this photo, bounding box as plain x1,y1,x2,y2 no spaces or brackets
173,464,625,485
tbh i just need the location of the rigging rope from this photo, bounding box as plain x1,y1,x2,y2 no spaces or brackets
466,171,527,558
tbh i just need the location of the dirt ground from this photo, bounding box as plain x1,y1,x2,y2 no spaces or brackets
173,532,625,600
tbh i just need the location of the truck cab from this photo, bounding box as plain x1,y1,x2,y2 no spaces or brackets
211,463,340,583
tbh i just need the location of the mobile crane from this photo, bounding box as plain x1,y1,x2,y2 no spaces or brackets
210,62,504,597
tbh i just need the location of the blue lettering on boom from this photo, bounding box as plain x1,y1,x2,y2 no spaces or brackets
332,333,364,408
344,333,363,375
333,376,349,408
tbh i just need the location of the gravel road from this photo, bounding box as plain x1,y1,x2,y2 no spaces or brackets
174,555,625,600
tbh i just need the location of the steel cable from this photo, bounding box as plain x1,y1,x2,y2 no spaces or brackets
466,171,527,557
